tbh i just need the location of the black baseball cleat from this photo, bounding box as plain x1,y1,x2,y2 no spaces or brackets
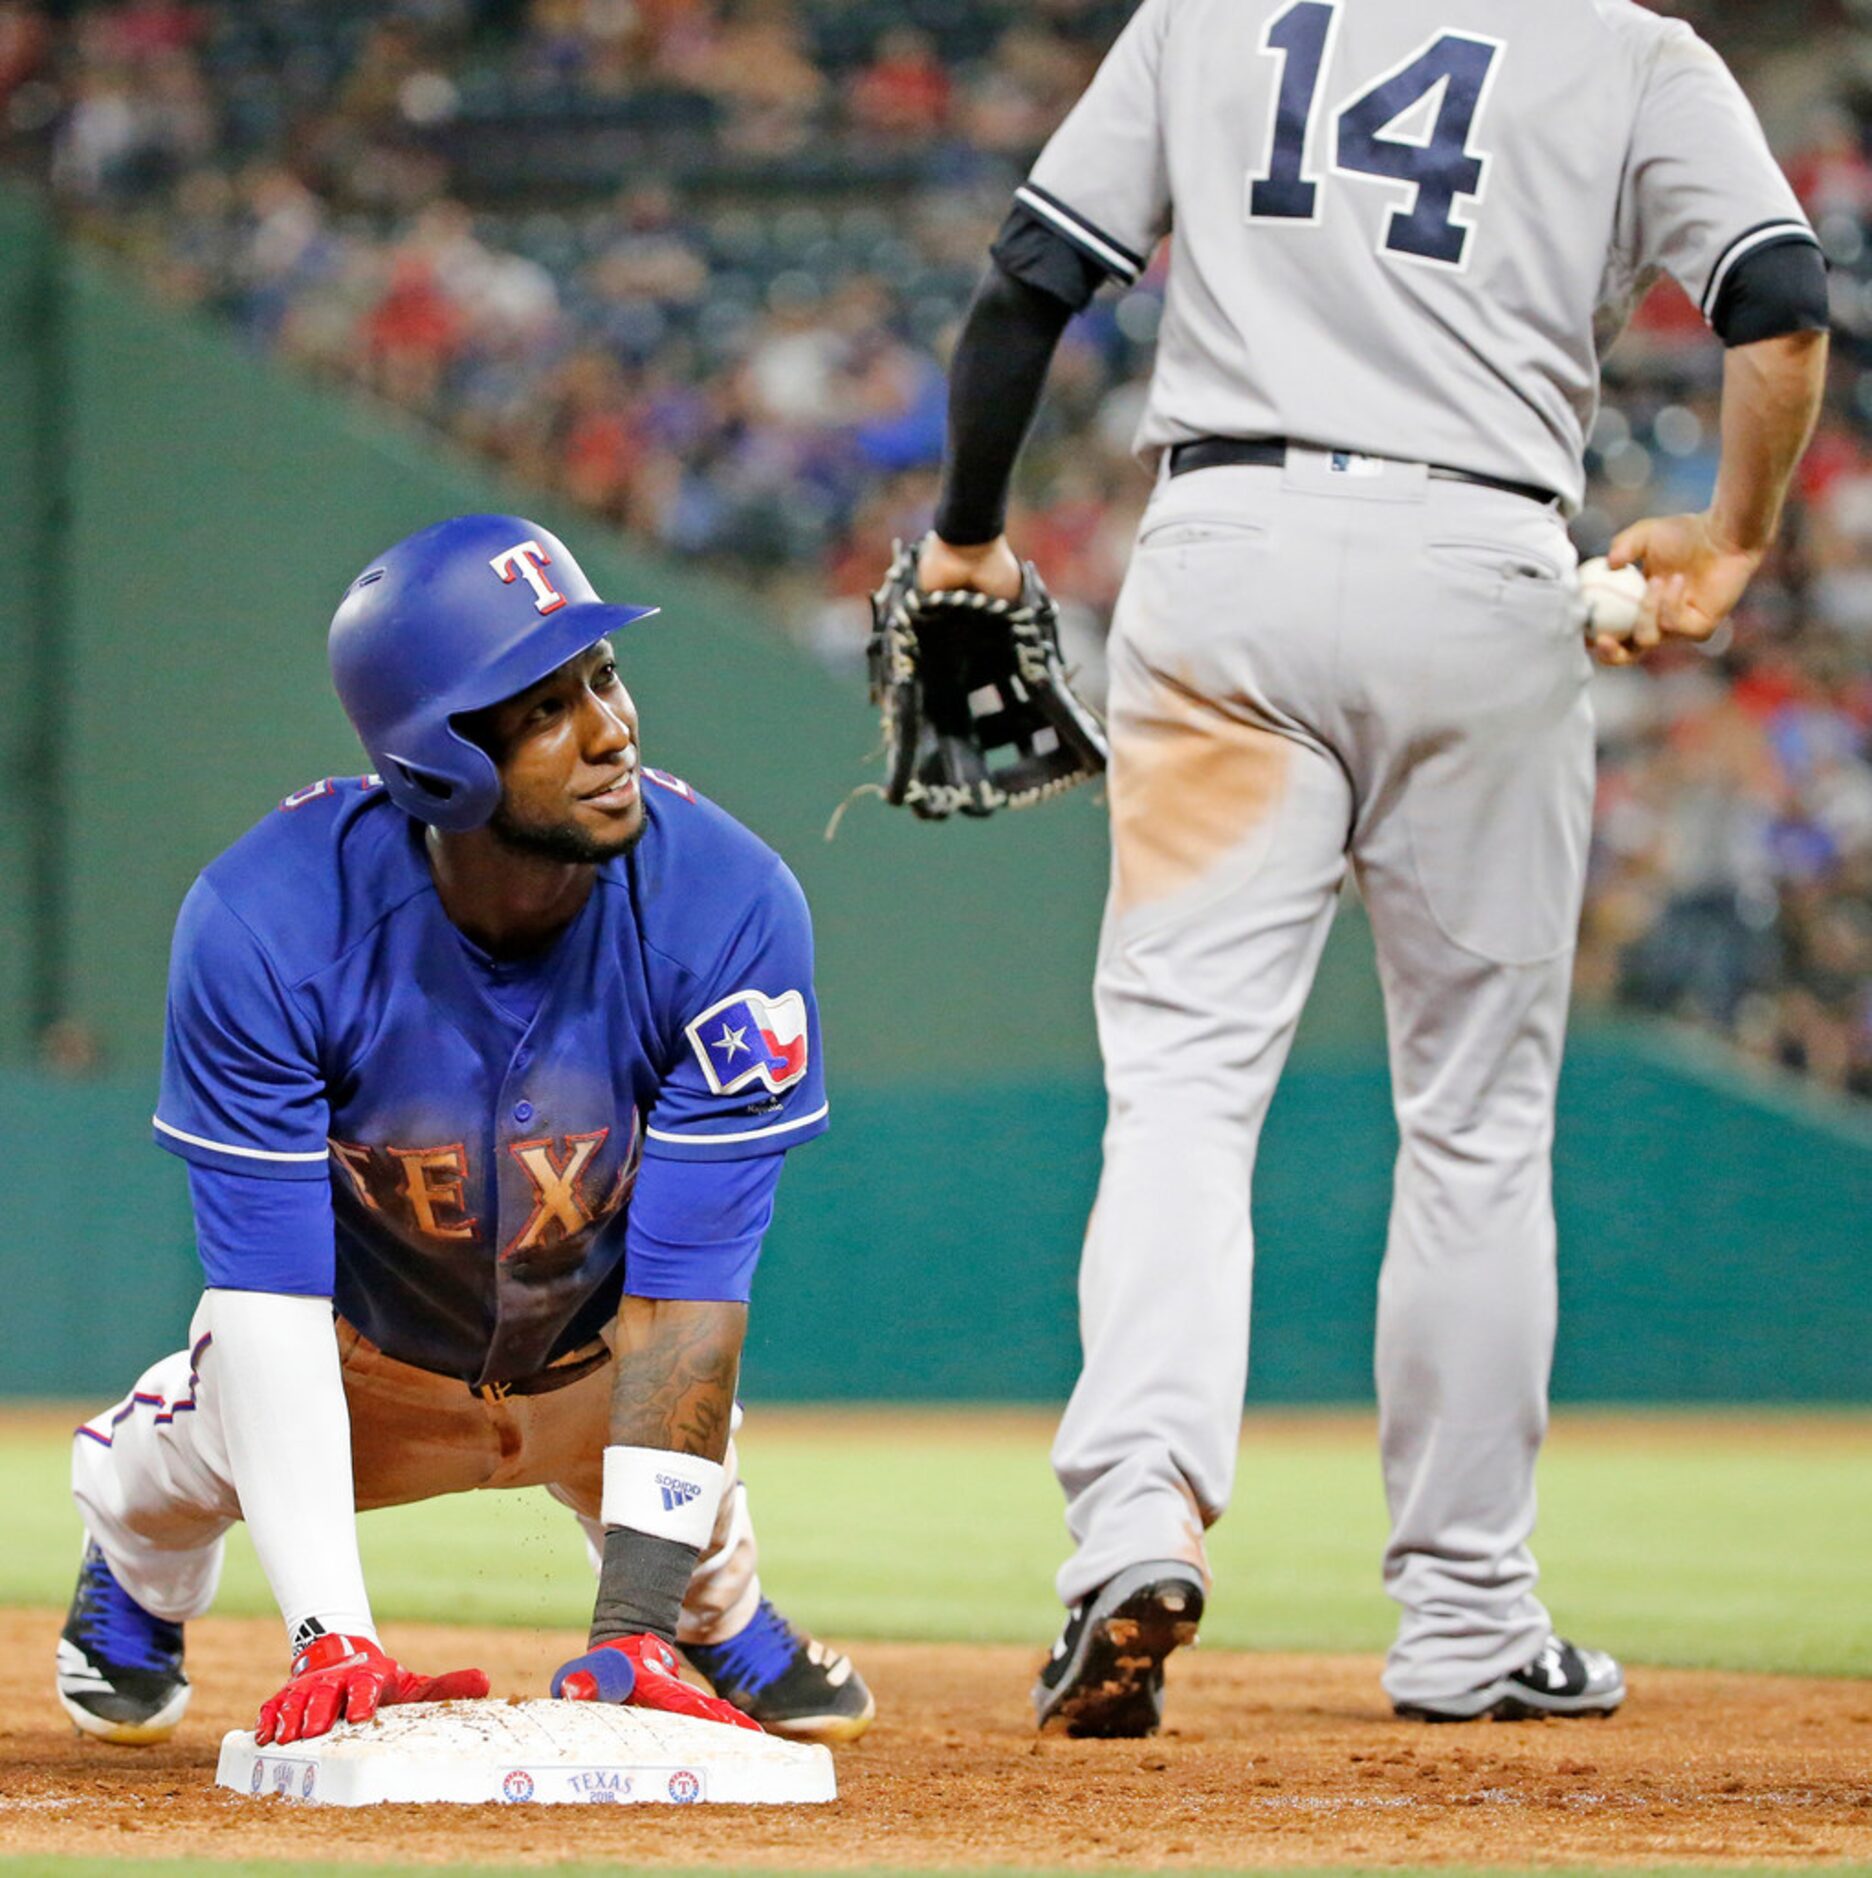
56,1541,190,1745
683,1598,875,1744
1393,1635,1626,1722
1033,1560,1205,1737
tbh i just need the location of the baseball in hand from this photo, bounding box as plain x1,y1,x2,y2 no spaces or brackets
1578,556,1647,642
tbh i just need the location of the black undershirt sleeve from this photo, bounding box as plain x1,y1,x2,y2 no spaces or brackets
932,204,1117,547
931,262,1076,546
991,199,1112,311
1711,237,1830,347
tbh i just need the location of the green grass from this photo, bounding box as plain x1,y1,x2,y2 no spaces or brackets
6,1409,1869,1675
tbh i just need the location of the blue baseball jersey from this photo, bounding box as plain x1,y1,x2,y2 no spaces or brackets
152,772,828,1384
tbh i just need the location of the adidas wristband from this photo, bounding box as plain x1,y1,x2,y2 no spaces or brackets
601,1445,725,1550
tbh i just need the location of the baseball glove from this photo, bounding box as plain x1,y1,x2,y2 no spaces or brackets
865,538,1109,821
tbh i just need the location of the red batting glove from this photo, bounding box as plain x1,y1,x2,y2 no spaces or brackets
256,1632,489,1745
552,1633,760,1731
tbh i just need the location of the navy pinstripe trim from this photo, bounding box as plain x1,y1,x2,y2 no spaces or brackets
1700,218,1821,319
1014,183,1147,284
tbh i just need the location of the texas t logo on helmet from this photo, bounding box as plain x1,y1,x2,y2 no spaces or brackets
488,538,569,616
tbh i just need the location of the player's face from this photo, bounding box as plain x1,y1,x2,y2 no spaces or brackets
476,641,645,863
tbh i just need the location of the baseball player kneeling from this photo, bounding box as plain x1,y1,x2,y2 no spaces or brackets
57,516,872,1748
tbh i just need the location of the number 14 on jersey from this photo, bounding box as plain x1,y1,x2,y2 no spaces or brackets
1248,1,1503,269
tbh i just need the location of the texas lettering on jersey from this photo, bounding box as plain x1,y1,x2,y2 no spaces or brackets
329,1120,642,1262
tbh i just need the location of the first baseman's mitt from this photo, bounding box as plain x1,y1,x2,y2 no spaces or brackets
865,538,1108,821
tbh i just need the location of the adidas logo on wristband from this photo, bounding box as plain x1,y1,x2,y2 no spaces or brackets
656,1474,703,1513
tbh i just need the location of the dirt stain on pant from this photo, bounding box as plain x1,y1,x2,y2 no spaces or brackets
1110,670,1292,914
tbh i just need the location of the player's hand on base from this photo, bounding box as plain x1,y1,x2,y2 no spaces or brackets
917,531,1024,601
1607,512,1765,661
551,1633,761,1731
256,1632,490,1745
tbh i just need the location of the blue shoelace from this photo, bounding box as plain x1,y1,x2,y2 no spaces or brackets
687,1598,801,1698
73,1545,183,1675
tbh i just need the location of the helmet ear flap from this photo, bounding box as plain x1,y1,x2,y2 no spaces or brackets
379,733,501,834
385,756,458,807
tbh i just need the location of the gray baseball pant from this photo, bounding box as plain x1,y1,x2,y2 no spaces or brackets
1051,447,1593,1707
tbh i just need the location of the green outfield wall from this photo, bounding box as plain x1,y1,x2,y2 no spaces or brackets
0,187,59,1061
2,1030,1869,1402
1,184,1867,1404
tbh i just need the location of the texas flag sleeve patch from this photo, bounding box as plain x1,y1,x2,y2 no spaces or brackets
684,989,811,1097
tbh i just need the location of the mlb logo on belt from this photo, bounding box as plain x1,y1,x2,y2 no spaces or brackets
685,989,809,1097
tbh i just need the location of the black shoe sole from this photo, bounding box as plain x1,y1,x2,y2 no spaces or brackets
1037,1577,1204,1739
741,1685,878,1745
1394,1688,1625,1723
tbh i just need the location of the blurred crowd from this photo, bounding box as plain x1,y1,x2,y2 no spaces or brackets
1,0,1867,1097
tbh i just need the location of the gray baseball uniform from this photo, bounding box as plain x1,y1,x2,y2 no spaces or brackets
1020,0,1812,511
1030,0,1818,1704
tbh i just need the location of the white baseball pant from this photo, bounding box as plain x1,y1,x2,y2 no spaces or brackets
71,1302,761,1647
1052,447,1593,1707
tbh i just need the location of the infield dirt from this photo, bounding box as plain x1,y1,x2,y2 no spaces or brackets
5,1611,1871,1867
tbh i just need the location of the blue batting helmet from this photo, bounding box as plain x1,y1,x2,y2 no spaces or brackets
329,514,658,832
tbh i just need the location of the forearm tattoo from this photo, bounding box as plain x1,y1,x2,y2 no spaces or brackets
608,1299,745,1459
